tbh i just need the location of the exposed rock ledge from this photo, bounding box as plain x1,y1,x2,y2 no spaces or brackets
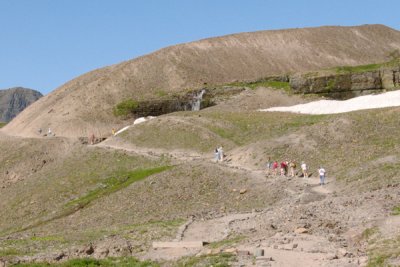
289,66,400,99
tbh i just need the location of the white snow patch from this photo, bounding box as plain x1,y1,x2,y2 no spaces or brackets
114,126,131,136
114,117,156,136
133,116,156,125
260,90,400,115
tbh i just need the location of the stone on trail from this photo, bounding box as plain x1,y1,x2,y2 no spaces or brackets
239,189,247,194
237,250,250,256
294,227,309,234
254,248,264,256
223,248,237,254
152,241,204,248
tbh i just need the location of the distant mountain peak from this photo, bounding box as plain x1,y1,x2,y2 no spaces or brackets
0,87,43,122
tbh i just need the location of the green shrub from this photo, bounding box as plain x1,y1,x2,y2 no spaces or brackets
113,99,139,117
392,206,400,215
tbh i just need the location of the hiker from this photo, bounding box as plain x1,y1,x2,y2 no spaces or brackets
280,161,287,176
112,128,116,136
38,128,42,135
48,128,53,136
318,166,326,185
301,161,308,178
272,161,279,175
266,157,272,174
289,160,296,177
214,147,219,162
90,133,95,145
218,146,224,162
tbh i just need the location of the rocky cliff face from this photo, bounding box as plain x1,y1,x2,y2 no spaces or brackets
290,65,400,99
0,87,43,122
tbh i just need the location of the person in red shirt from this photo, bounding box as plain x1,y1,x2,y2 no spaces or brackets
272,161,279,176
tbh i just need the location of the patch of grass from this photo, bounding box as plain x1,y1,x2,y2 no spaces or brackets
30,235,66,242
0,248,21,257
208,235,245,249
335,63,382,74
367,255,389,267
392,206,400,216
0,122,6,128
113,99,139,117
228,80,290,91
362,227,379,240
205,112,326,146
367,235,400,266
66,166,172,209
155,89,168,97
334,58,400,74
175,252,235,267
13,257,159,267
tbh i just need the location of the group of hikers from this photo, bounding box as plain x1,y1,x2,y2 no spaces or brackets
266,157,327,185
213,148,327,185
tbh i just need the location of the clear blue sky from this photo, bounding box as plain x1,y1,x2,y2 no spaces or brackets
1,0,399,95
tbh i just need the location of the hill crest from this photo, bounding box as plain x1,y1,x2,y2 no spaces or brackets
3,24,400,137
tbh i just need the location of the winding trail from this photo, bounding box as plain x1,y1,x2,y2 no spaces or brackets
93,137,353,266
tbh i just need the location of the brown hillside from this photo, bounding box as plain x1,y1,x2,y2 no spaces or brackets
3,24,400,137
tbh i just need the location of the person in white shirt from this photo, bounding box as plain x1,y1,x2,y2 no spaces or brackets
301,161,308,178
318,166,326,185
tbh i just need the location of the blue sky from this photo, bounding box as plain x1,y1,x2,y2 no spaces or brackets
1,0,399,95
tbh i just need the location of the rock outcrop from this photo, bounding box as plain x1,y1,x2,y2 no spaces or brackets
289,65,400,99
0,87,43,122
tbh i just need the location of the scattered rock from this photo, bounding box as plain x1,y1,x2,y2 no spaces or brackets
294,227,309,234
237,250,250,256
281,244,294,251
239,189,247,194
224,248,237,253
336,248,348,258
84,244,94,255
254,248,264,256
53,252,66,261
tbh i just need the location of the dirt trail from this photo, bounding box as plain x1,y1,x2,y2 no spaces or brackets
95,135,400,266
95,137,367,266
96,137,267,183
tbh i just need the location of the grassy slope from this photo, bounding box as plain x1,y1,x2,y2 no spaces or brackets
119,105,400,190
0,139,172,257
0,135,277,258
2,94,400,263
118,106,400,264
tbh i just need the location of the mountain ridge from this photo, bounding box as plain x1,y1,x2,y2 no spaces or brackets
3,24,400,137
0,87,42,123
